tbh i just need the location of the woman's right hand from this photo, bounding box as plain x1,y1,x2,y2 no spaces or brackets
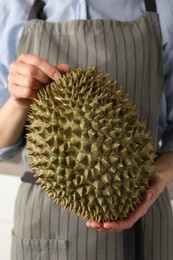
0,54,71,148
8,54,71,109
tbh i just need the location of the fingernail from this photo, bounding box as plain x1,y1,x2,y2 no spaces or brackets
53,71,61,79
103,223,111,229
147,191,153,201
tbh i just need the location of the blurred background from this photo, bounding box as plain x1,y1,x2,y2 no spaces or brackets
0,152,173,260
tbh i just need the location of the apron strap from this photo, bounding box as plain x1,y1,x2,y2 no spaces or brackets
21,171,38,184
144,0,157,12
28,1,157,20
28,0,46,20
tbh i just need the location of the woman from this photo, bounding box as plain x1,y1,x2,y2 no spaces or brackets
0,0,173,259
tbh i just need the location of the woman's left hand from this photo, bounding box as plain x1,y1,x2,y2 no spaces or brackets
86,152,173,233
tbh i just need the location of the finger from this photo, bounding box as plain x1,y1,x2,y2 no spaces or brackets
86,222,107,232
86,220,103,229
17,54,61,80
56,64,71,74
86,221,121,233
103,204,146,230
8,72,43,90
10,61,54,84
103,191,155,231
9,83,38,100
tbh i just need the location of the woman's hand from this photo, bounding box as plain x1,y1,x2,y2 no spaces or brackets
86,153,173,232
8,54,71,109
0,54,71,148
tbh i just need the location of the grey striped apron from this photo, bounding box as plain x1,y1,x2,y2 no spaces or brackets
11,0,173,259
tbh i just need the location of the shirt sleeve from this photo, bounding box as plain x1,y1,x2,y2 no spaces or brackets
0,137,24,160
0,0,33,159
0,0,34,107
157,0,173,153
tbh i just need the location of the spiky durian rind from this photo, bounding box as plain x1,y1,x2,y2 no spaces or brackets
26,67,155,222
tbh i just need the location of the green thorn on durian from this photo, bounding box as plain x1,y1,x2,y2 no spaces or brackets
80,118,91,130
102,185,113,197
91,142,102,156
92,180,104,190
100,157,110,169
109,153,119,164
101,173,112,184
88,129,96,141
76,187,86,197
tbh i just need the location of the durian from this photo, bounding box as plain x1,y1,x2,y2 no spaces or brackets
26,67,156,222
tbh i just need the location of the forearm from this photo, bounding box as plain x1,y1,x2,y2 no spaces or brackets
0,97,29,148
155,152,173,186
0,54,70,149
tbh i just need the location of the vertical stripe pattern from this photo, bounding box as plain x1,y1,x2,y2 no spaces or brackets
11,183,173,260
11,12,173,260
17,15,164,139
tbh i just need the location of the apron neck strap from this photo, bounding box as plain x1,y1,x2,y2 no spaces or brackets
28,0,46,20
28,1,157,21
144,0,157,12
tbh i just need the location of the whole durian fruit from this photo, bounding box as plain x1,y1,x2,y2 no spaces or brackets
26,67,155,222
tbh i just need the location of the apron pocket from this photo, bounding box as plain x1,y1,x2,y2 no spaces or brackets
11,230,68,260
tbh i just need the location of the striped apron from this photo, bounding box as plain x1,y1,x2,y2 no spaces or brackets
11,0,173,259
